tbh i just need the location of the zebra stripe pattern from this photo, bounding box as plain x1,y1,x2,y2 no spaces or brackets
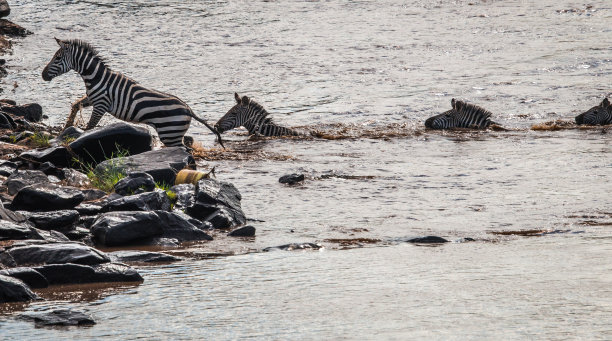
41,38,221,147
425,99,495,129
575,98,611,125
215,93,300,137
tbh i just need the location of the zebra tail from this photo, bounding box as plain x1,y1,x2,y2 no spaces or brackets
189,112,225,149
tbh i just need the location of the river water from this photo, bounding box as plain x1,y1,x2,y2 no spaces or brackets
1,0,611,339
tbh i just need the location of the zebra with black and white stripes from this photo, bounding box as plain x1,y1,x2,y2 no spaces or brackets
41,38,222,147
425,99,497,130
575,98,611,125
215,93,300,137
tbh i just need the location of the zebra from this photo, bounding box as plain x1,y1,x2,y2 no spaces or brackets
214,93,301,137
41,38,223,148
425,99,496,129
575,98,611,125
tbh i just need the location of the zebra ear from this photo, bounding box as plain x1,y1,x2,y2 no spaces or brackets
241,95,250,105
234,92,241,103
451,98,456,108
54,37,64,47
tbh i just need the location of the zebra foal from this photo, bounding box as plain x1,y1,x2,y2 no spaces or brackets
41,38,222,147
425,99,496,129
215,93,300,137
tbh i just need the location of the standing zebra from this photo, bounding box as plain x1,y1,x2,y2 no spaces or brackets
41,38,222,147
215,93,301,137
575,98,611,125
425,99,497,129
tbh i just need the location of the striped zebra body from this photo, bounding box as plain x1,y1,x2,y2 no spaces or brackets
215,93,301,137
41,38,221,147
425,99,495,129
575,98,611,125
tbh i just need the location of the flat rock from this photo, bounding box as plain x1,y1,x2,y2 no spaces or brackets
0,274,38,303
5,170,49,195
20,210,80,230
0,220,41,241
20,309,95,327
228,225,256,237
113,172,155,196
12,183,84,211
75,203,102,216
0,242,110,267
108,250,182,264
94,147,194,185
101,190,171,213
406,236,449,244
279,173,305,185
0,267,48,288
0,206,27,224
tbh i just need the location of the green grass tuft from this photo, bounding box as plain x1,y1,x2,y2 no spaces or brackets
72,144,130,193
30,132,51,148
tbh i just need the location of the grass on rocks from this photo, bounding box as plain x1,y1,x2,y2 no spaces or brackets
29,132,51,148
73,145,130,193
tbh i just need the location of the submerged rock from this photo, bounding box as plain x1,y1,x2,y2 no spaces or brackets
113,172,155,196
5,170,49,195
0,274,38,303
0,242,110,267
12,183,84,211
94,147,194,185
279,173,305,185
406,236,449,244
228,225,256,237
263,243,322,252
20,309,95,327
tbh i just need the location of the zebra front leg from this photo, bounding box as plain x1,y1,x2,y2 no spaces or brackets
65,95,92,129
85,105,107,130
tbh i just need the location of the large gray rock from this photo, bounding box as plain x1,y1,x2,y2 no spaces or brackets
185,178,246,228
0,274,38,303
20,210,80,230
20,309,95,326
0,220,41,240
4,170,49,195
101,190,171,212
0,242,110,267
94,147,194,185
113,172,156,196
19,122,152,168
12,183,84,211
34,262,143,285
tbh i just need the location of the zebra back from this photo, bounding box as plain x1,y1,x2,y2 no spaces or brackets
425,99,495,129
575,98,612,125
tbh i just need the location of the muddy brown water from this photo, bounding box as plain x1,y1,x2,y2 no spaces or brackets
1,0,611,339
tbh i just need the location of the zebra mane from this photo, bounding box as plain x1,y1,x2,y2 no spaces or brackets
451,98,493,119
245,98,273,124
65,39,108,67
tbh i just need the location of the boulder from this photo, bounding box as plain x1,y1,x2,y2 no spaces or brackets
108,250,182,264
101,190,171,212
0,274,38,303
63,168,90,187
20,122,152,168
20,210,80,230
279,173,305,185
228,225,256,237
12,183,84,211
0,267,48,288
0,103,42,122
20,309,95,326
0,160,17,176
0,1,9,18
91,210,212,247
406,236,449,244
4,170,49,195
0,220,41,240
185,178,246,228
113,172,155,196
82,188,107,201
0,242,110,267
94,147,194,185
33,262,142,285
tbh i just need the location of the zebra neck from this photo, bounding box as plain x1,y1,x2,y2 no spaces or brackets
77,55,109,90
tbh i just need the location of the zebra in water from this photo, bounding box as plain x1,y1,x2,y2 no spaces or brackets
215,93,301,137
41,38,222,148
575,98,611,125
425,99,497,129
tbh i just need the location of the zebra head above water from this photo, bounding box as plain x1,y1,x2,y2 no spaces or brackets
575,98,611,125
425,99,496,130
215,93,300,137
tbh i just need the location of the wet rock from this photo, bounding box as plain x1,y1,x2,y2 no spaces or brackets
113,172,155,196
63,168,90,187
0,19,32,37
228,225,256,237
154,211,213,242
75,203,102,216
35,229,70,242
39,162,65,179
0,160,17,176
170,183,195,210
12,183,84,211
0,220,41,240
51,126,83,145
0,111,14,129
20,122,152,168
0,206,27,224
108,250,182,264
82,188,107,202
279,173,305,185
0,267,48,288
94,147,194,185
0,1,9,18
63,227,91,242
263,243,322,252
0,274,38,303
20,210,80,230
0,103,42,122
101,190,171,212
20,309,95,327
5,170,49,195
186,178,246,228
0,243,110,267
406,236,449,244
90,262,143,283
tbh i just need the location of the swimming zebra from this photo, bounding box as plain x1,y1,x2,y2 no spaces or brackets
215,93,300,137
575,98,611,125
425,99,496,129
41,38,222,147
